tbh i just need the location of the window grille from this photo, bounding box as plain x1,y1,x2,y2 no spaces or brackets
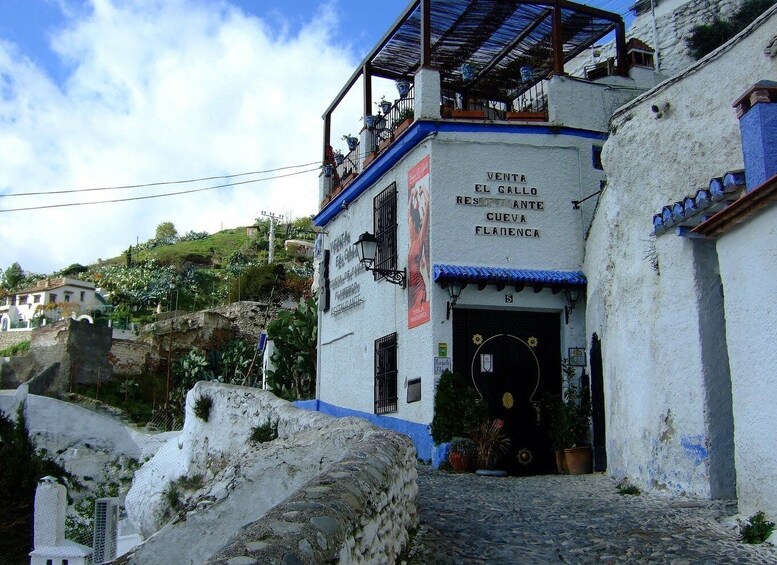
373,183,398,282
374,332,398,414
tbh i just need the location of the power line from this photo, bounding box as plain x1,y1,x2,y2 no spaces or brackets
0,166,321,213
1,161,322,198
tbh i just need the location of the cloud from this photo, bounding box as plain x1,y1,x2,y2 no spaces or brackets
0,0,363,273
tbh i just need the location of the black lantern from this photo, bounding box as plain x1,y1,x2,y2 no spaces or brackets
564,288,581,324
354,231,406,287
446,282,464,319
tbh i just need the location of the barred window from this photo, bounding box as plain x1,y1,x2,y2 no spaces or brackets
373,182,398,281
374,332,398,414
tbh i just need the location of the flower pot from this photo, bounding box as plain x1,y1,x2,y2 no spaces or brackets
380,100,393,115
395,79,411,98
564,446,593,475
344,136,358,152
449,451,471,472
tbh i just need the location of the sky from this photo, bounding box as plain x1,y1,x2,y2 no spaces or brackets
0,0,635,275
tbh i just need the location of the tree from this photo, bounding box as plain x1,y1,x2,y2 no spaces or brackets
2,262,25,290
266,296,317,400
155,221,178,245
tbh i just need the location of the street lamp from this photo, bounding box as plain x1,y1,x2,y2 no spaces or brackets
354,231,406,288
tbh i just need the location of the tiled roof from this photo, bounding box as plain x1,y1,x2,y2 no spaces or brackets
433,264,586,288
652,170,746,235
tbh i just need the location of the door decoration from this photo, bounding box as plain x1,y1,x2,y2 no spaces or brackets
472,334,483,345
517,448,534,466
502,392,514,409
407,155,430,329
470,334,541,409
480,353,494,373
527,336,538,348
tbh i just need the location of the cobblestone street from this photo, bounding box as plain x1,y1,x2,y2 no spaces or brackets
404,465,777,564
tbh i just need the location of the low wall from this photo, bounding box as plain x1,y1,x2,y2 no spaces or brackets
206,430,418,564
119,383,418,565
0,329,32,350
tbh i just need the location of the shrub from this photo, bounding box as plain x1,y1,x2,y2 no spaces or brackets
430,370,487,444
687,0,776,59
250,419,279,443
176,474,204,491
617,480,641,496
193,395,213,422
741,511,775,544
0,340,30,357
163,481,181,512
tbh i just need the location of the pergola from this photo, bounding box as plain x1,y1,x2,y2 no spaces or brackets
323,0,627,158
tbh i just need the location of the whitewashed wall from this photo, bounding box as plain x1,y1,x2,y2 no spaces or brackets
717,205,777,517
586,7,777,497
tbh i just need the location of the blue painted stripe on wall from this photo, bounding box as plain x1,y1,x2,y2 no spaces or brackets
293,399,435,461
314,120,608,227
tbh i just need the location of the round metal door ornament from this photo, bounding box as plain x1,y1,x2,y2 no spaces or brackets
472,334,484,345
527,336,539,348
517,448,534,466
502,392,514,409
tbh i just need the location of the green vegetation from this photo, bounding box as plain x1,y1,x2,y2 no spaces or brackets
430,370,487,444
65,480,120,545
176,473,204,491
687,0,776,59
617,481,642,496
266,296,318,400
0,340,31,357
250,419,279,443
193,395,213,422
0,403,75,563
75,373,168,425
741,511,775,544
163,481,181,513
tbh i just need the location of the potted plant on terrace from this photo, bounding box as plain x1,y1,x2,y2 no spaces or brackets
342,134,358,152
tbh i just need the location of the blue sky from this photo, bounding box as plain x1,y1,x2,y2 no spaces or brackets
0,0,634,274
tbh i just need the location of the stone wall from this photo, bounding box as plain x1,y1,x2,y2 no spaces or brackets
206,430,418,565
0,329,32,351
629,0,743,77
119,382,417,565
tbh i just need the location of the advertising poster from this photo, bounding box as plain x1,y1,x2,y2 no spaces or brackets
408,155,431,329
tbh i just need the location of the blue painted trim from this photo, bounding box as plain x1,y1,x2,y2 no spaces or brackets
314,120,609,227
433,263,587,287
293,399,435,461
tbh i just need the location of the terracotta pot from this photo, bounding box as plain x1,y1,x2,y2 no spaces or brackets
554,449,568,474
564,446,593,475
449,451,471,472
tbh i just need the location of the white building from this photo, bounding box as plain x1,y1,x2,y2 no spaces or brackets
586,4,777,513
309,0,662,471
0,277,107,331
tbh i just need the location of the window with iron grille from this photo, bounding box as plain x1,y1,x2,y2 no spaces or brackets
374,332,398,414
373,182,398,282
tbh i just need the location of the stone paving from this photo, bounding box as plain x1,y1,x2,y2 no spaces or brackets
403,465,777,564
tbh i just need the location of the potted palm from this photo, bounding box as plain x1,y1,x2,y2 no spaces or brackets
473,419,510,476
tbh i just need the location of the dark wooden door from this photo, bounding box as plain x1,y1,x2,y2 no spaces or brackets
453,309,561,475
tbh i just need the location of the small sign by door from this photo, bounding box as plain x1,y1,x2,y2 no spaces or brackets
434,357,452,375
480,353,494,373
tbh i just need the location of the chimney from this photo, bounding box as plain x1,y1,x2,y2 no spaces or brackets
733,80,777,192
33,477,67,548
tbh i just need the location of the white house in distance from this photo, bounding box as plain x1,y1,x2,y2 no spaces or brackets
308,0,662,473
0,277,106,331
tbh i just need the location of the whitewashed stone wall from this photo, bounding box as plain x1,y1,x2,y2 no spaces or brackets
629,0,744,77
206,430,418,565
120,382,417,565
585,6,777,497
716,205,777,517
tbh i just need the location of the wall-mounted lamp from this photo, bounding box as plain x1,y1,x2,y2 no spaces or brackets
446,282,465,320
564,288,581,324
354,231,406,288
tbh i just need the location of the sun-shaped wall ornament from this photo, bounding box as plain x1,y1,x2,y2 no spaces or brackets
502,392,514,409
527,336,539,348
472,334,484,345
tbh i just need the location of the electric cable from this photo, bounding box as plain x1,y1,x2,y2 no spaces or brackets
0,166,320,213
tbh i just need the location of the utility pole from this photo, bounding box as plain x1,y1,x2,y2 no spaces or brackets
260,211,285,264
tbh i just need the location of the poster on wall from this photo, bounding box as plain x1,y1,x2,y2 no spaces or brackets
408,154,431,329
